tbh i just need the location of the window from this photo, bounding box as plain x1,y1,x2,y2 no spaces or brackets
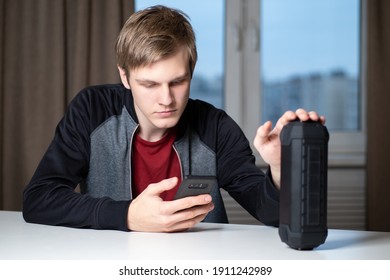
225,0,365,165
260,0,360,132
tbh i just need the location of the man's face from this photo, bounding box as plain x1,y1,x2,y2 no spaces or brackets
119,48,191,141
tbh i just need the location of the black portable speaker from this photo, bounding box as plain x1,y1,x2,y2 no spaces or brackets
278,120,329,250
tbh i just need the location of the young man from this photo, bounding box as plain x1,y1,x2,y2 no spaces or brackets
23,5,324,232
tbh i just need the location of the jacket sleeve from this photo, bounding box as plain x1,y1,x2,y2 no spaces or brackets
23,91,131,231
216,112,280,227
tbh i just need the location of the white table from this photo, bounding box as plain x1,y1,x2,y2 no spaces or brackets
1,211,390,260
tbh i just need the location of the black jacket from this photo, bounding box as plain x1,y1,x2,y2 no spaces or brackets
23,84,280,231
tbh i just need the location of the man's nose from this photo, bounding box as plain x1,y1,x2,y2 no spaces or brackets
159,84,174,105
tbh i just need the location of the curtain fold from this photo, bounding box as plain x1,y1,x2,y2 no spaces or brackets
0,0,4,210
0,0,133,210
366,0,390,231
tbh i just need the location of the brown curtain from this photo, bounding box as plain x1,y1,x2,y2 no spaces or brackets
0,0,134,210
366,0,390,231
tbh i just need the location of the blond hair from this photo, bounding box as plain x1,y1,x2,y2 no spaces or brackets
116,5,197,77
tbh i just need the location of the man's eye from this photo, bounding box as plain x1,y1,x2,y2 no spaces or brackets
142,83,156,88
171,80,185,86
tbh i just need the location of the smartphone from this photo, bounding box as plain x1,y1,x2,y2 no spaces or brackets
174,176,217,200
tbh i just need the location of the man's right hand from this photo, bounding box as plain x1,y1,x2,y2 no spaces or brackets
127,177,214,232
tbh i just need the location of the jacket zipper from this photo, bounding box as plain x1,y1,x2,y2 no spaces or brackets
173,144,184,182
128,124,139,200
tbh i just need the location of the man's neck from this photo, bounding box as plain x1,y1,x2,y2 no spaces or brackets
137,127,171,142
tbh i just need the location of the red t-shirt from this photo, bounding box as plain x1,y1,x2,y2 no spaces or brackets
132,130,182,201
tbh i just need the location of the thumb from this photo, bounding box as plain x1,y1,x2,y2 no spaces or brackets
146,177,179,196
254,121,272,149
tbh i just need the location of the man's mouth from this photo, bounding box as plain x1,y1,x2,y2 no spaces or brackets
156,109,177,117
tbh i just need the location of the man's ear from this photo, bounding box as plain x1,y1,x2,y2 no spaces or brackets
117,65,131,89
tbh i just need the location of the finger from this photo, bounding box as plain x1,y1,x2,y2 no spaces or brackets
254,121,272,147
295,108,311,121
146,177,179,196
162,194,212,215
174,202,214,222
307,111,321,121
259,121,273,136
168,213,209,232
306,111,326,124
166,203,214,232
272,110,296,134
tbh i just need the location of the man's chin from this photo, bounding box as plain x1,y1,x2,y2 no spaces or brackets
154,119,180,130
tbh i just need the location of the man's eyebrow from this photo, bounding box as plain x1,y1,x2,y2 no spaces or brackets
135,78,157,84
135,72,190,84
172,74,191,82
